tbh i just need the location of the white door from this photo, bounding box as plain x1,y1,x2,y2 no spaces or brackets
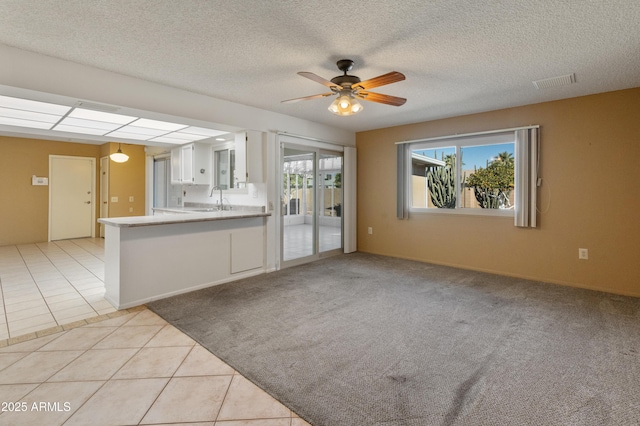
99,156,109,237
49,155,95,241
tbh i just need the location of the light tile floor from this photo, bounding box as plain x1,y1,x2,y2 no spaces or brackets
0,307,311,425
0,239,312,425
0,239,115,340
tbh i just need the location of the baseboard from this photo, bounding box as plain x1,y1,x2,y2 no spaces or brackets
113,268,267,310
357,250,640,299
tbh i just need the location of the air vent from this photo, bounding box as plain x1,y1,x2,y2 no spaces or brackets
74,101,120,112
532,73,576,89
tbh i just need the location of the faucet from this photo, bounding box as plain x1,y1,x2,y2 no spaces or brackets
209,185,223,210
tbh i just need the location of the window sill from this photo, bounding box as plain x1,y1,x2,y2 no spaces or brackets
409,208,514,217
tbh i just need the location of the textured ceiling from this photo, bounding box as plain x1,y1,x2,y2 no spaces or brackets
1,0,639,133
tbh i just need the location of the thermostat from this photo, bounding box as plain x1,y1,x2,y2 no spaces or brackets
32,175,48,186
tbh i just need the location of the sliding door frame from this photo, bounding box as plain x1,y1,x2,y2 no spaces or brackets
280,140,344,269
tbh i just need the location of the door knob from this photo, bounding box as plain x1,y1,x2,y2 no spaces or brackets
84,201,91,204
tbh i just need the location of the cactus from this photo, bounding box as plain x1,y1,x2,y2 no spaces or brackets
427,166,456,208
466,152,514,209
473,187,503,209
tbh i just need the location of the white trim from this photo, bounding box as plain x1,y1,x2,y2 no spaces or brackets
403,129,529,219
48,155,96,241
145,154,154,216
410,207,514,217
395,125,540,145
100,156,110,237
277,131,345,151
343,146,357,253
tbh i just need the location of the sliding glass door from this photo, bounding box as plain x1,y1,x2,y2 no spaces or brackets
318,152,343,253
281,144,343,267
282,146,316,262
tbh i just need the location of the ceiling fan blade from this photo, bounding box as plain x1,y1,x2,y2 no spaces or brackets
281,92,335,104
354,71,405,90
357,91,407,106
298,72,343,90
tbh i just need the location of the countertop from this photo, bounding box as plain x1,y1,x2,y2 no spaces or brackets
98,209,270,228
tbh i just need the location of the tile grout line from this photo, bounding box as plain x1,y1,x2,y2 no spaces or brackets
0,246,18,337
11,244,58,338
0,254,10,339
213,369,239,424
55,239,105,281
0,306,146,348
37,241,104,326
33,243,95,329
56,309,153,425
8,308,147,425
63,239,109,305
100,316,194,425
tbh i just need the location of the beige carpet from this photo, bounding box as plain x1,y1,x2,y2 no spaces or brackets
148,253,640,426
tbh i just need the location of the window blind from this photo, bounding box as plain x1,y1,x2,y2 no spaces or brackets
514,128,538,227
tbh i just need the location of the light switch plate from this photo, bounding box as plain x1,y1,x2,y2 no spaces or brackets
111,196,118,203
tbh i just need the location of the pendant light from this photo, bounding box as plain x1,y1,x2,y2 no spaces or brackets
110,143,129,163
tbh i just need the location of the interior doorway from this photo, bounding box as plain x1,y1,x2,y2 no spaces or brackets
281,143,343,267
153,154,181,209
99,156,109,238
49,155,95,241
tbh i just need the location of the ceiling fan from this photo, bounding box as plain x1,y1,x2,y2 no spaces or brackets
282,59,406,116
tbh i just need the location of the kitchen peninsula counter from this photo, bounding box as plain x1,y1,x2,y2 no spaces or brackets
99,210,270,310
100,209,269,227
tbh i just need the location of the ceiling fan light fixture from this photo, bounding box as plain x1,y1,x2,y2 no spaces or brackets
328,94,363,116
284,60,405,113
110,143,129,163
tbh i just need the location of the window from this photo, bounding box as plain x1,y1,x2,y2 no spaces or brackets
410,133,515,212
398,127,538,227
214,146,236,189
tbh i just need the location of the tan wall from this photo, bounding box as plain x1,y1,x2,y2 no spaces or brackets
103,143,146,218
0,137,146,246
0,136,101,245
356,87,640,297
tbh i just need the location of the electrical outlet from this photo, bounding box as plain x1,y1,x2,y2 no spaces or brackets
129,207,133,213
368,227,373,235
578,248,589,260
129,196,134,202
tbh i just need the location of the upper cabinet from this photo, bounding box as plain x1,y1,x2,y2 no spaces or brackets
213,131,265,189
170,146,182,185
171,142,212,185
234,130,264,185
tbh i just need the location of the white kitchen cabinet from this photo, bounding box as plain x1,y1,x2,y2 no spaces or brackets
234,130,264,184
171,142,212,185
170,146,182,184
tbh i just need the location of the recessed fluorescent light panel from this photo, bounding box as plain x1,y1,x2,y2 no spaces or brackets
0,94,227,144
